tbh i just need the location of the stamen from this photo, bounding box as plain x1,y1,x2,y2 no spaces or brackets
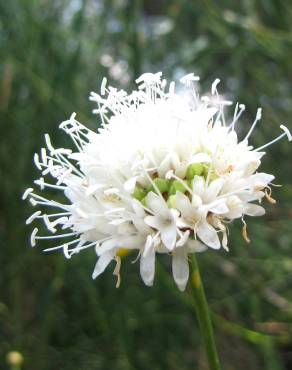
56,168,72,186
34,178,66,190
26,211,42,225
244,108,262,141
43,214,56,233
211,79,220,95
35,231,79,240
41,212,71,218
28,194,70,211
241,219,250,244
265,188,276,204
280,125,292,141
22,188,34,200
34,153,42,170
41,148,47,166
229,103,245,131
255,125,292,151
101,77,107,96
50,153,83,177
44,133,54,153
30,228,38,247
43,238,81,253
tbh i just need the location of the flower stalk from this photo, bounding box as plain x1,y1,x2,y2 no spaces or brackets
190,253,221,370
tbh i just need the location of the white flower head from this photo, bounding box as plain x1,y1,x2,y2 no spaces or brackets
24,72,291,291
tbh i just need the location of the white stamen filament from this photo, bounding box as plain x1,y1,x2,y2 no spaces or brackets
35,231,79,241
22,188,34,200
229,103,245,131
244,108,262,141
255,126,291,152
26,211,42,224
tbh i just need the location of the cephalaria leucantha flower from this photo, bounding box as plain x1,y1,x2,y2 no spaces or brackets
23,72,291,291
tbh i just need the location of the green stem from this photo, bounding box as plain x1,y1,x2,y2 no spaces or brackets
190,254,221,370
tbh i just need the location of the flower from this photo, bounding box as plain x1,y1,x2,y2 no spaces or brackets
23,72,291,291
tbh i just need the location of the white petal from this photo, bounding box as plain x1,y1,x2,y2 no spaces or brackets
172,247,189,291
132,216,152,234
161,223,177,250
132,199,146,218
186,239,207,252
205,178,224,202
197,220,221,249
146,192,169,219
119,235,145,249
189,152,212,164
124,177,137,192
244,203,265,216
140,247,155,286
144,215,162,230
96,238,117,256
158,155,172,178
192,176,205,198
85,184,104,196
191,194,202,208
225,195,244,219
208,199,229,214
175,191,194,218
143,235,154,257
92,251,114,279
96,235,143,256
248,173,275,188
175,162,187,179
239,191,264,202
170,151,180,168
176,230,190,247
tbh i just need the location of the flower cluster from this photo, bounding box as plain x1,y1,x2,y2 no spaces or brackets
23,72,291,290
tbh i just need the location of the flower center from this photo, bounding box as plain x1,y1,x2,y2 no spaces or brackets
133,162,217,208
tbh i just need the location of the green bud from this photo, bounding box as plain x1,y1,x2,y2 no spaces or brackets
167,195,177,208
133,186,147,201
148,178,171,194
186,163,204,180
154,178,171,192
168,180,187,195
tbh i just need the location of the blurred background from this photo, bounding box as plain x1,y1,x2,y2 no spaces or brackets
1,1,292,369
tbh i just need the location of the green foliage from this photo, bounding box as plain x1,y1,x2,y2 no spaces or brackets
1,1,292,369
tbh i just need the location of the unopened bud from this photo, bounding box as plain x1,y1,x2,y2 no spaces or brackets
167,194,177,208
149,178,171,193
168,180,187,195
186,163,204,180
133,186,147,201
